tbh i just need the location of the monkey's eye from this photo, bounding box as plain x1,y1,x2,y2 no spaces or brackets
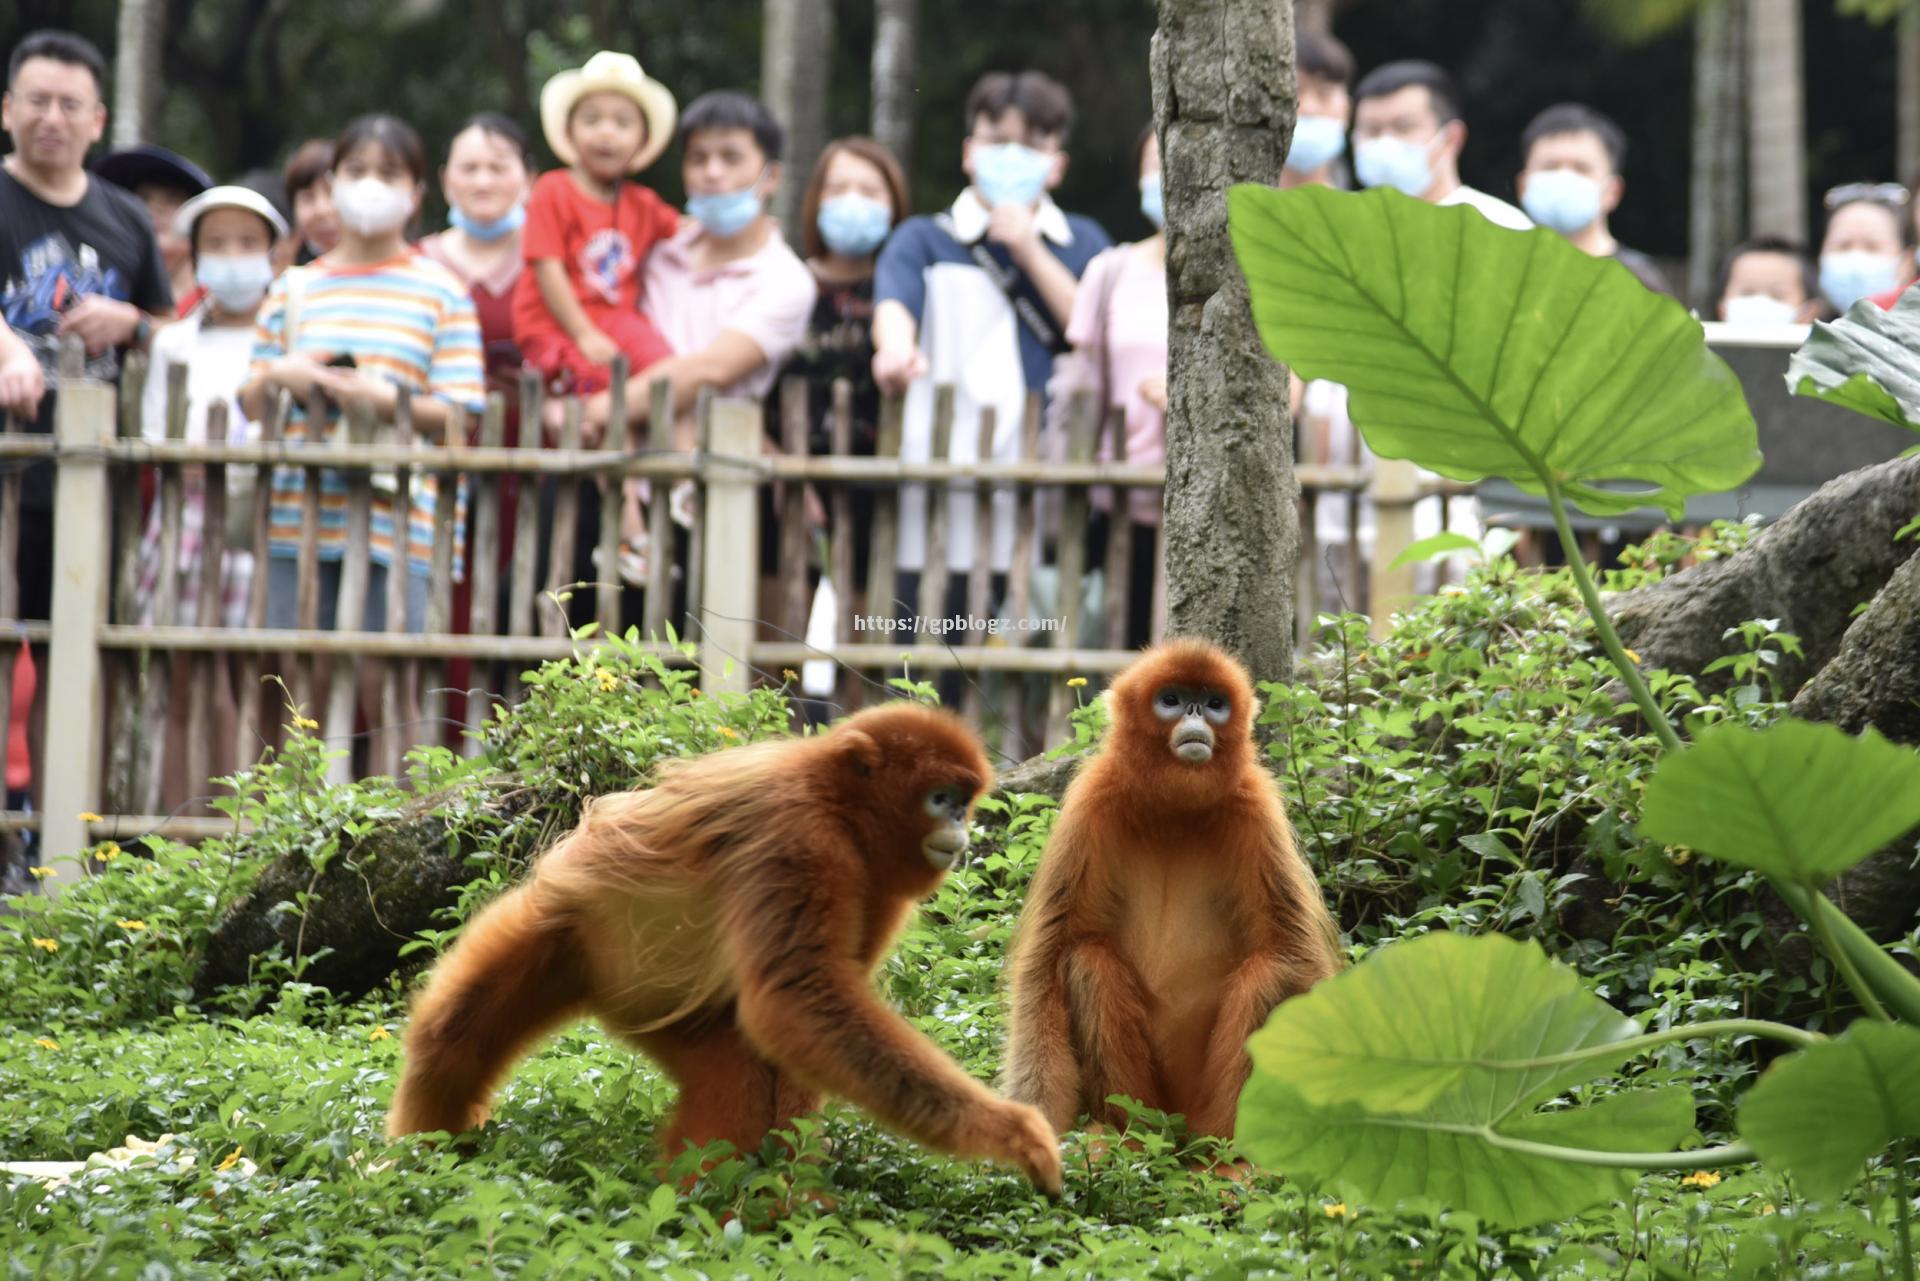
1157,690,1181,708
1207,696,1227,713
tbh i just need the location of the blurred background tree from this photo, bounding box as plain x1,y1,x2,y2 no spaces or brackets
0,0,1908,307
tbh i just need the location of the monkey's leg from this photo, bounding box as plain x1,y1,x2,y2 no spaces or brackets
386,886,589,1137
1188,952,1296,1139
634,1016,821,1165
1063,938,1164,1130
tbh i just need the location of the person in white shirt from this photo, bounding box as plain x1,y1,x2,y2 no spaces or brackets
1350,60,1531,231
137,183,287,626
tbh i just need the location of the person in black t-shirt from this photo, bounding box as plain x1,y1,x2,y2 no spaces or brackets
1515,103,1674,296
0,28,171,812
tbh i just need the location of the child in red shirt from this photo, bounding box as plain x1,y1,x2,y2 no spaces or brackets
513,52,680,410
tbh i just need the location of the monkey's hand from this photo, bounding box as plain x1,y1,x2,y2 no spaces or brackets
954,1098,1064,1198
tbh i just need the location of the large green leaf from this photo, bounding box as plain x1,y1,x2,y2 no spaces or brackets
1245,931,1643,1115
1227,184,1759,519
1787,288,1920,431
1637,720,1920,887
1738,1021,1920,1200
1238,1074,1696,1229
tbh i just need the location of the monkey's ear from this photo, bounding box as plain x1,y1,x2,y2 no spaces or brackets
838,729,882,777
1246,696,1262,720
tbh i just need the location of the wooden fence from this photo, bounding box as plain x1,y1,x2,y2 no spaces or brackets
0,351,1463,883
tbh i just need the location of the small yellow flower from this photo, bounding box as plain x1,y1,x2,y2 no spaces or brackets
594,668,619,692
217,1146,244,1172
1066,677,1088,688
27,866,54,879
1671,847,1693,866
33,1037,59,1051
690,688,701,698
1323,1201,1351,1220
1681,1170,1722,1189
117,919,147,932
1623,648,1641,664
782,668,799,682
367,1027,392,1042
30,937,58,953
293,715,320,731
1761,1202,1777,1216
77,811,103,823
93,841,122,862
717,726,739,740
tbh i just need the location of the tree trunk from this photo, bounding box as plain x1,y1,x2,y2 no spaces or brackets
1900,8,1920,188
1746,0,1806,244
1151,0,1300,686
112,0,167,148
1688,0,1746,308
763,0,836,244
870,0,919,170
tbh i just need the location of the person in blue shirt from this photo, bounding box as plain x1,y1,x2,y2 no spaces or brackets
870,71,1110,632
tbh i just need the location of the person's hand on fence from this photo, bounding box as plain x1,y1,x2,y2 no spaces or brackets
0,349,46,419
57,296,143,356
872,342,927,395
576,328,622,368
309,367,398,416
261,355,332,401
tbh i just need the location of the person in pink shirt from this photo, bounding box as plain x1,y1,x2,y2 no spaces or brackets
1062,124,1166,648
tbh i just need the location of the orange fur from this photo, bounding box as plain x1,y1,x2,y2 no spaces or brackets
1002,639,1342,1138
386,703,1062,1195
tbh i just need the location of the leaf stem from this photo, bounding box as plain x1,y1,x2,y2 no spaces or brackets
1543,475,1682,754
1808,888,1890,1022
1464,1018,1821,1070
1366,1114,1756,1171
1772,882,1920,1024
1894,1140,1916,1281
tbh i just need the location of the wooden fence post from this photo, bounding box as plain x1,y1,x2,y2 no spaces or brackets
41,377,118,885
698,399,761,697
1367,457,1421,637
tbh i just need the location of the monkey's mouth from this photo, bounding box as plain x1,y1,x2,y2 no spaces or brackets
923,831,969,870
1172,729,1214,764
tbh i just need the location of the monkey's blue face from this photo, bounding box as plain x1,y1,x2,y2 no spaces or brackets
1152,685,1234,764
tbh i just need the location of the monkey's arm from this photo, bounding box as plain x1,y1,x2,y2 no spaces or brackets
724,866,1062,1194
1000,829,1085,1132
1187,950,1300,1138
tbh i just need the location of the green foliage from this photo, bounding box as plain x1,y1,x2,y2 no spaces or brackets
1788,287,1920,430
1738,1021,1920,1200
1639,719,1920,888
1227,183,1760,519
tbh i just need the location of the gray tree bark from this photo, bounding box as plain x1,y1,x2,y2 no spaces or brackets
1746,0,1806,244
1687,0,1746,308
870,0,919,171
112,0,167,148
1151,0,1300,686
1293,0,1335,35
763,0,836,243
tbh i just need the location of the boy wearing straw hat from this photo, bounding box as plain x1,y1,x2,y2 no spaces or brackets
512,50,680,437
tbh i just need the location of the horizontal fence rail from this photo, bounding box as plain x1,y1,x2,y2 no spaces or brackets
0,346,1467,884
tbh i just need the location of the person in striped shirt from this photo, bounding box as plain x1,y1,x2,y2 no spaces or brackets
239,114,485,634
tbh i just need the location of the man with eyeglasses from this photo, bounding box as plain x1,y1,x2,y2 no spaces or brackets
1,29,172,820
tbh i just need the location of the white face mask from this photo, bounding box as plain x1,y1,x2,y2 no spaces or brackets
332,176,415,236
195,252,276,312
1722,294,1800,327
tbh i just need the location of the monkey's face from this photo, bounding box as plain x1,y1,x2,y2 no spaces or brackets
920,783,974,870
1151,684,1235,764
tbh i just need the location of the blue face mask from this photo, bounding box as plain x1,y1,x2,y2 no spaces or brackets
972,143,1054,209
449,203,526,242
1285,115,1347,174
1354,135,1435,199
1520,169,1604,235
1819,251,1902,312
687,175,765,239
816,193,892,257
1139,172,1165,230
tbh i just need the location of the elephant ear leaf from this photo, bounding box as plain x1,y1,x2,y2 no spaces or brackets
1227,183,1760,520
1787,287,1920,431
